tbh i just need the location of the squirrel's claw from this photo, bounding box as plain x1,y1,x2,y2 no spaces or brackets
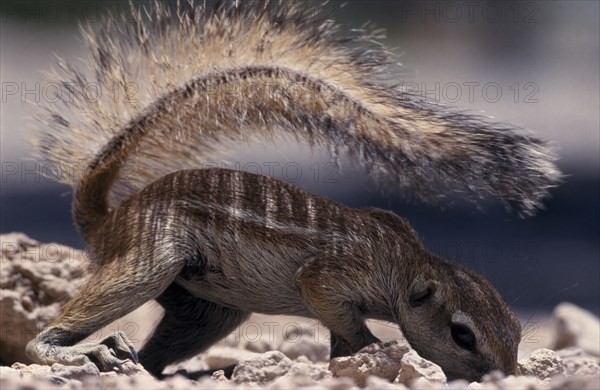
101,331,139,364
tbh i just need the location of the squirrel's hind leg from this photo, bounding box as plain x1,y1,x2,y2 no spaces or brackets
138,282,250,377
26,246,185,371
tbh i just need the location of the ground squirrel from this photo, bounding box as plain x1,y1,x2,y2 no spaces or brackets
26,0,560,382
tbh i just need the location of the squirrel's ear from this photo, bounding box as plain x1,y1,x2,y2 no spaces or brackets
408,279,440,308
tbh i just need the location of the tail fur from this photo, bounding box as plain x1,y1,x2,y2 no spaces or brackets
34,0,561,240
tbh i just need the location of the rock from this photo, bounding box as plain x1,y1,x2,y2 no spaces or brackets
166,353,209,375
553,302,600,356
295,355,311,363
556,347,587,359
0,233,91,364
270,375,357,390
244,339,273,353
270,366,330,388
394,350,446,386
3,363,47,379
50,362,100,380
466,382,484,389
278,334,330,362
481,370,505,383
491,375,543,389
231,351,292,383
365,375,406,389
549,375,600,390
211,369,229,382
518,348,565,379
94,370,161,389
7,362,84,387
1,365,67,390
357,341,409,361
111,361,150,377
447,379,470,389
409,376,445,389
329,340,409,386
276,322,330,362
281,357,331,384
204,346,262,368
3,361,257,389
556,348,600,377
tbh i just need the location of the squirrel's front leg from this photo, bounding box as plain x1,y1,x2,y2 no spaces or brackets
295,256,380,355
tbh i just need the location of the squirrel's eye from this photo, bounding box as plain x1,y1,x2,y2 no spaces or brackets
450,324,476,352
409,287,433,307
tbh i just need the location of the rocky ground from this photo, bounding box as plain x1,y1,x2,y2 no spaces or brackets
1,233,599,389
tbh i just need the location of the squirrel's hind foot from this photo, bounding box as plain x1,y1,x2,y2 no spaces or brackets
26,329,138,372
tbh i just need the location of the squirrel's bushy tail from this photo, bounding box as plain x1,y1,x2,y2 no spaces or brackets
34,0,560,240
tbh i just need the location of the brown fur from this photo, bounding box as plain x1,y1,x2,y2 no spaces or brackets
27,0,553,382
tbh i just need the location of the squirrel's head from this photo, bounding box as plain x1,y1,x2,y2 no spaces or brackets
397,259,521,382
367,208,521,381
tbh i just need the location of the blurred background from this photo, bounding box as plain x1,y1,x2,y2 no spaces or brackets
1,0,598,325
